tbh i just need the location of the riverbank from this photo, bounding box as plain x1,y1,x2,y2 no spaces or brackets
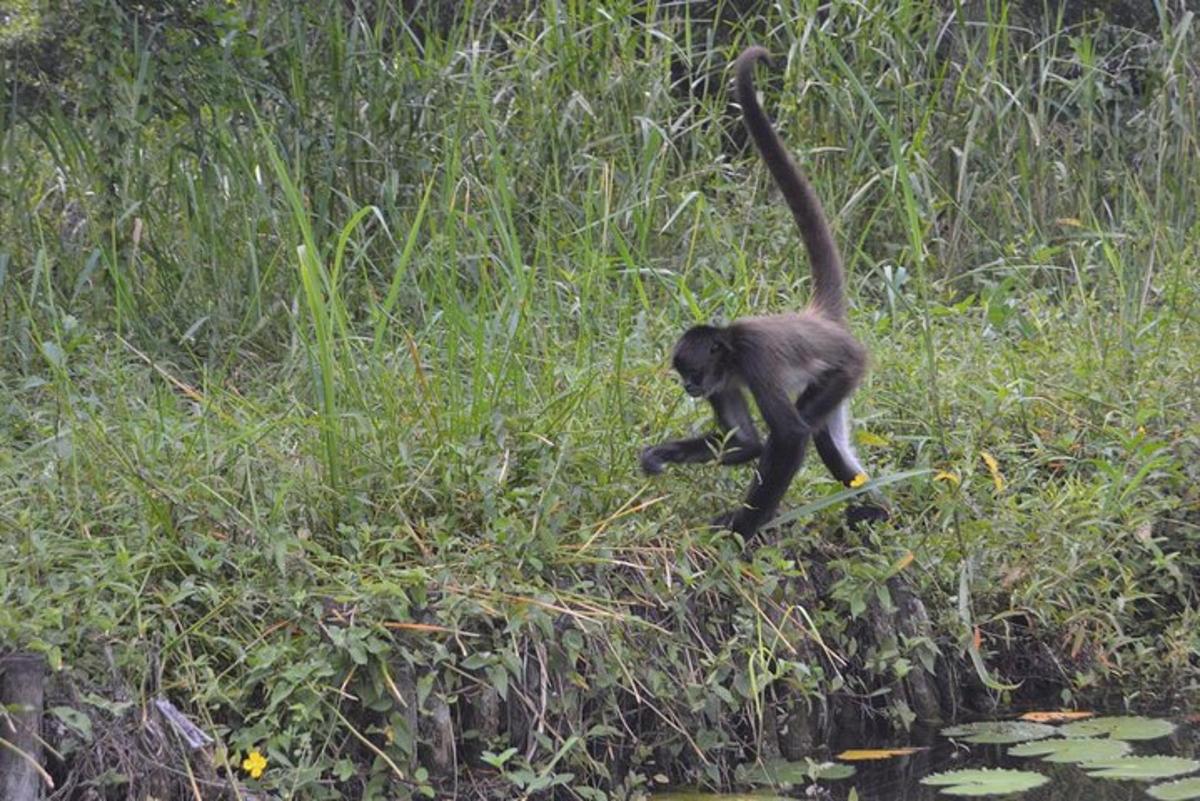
1,2,1197,797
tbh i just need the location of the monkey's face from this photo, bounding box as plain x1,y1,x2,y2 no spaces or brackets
672,326,731,398
676,360,720,397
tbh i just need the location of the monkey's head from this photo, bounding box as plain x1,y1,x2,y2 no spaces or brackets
672,325,733,398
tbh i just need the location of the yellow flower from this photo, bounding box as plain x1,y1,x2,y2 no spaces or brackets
242,749,267,779
933,470,960,485
849,473,868,488
890,550,915,574
980,450,1005,492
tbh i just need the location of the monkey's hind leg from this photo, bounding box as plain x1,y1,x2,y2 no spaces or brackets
812,403,890,525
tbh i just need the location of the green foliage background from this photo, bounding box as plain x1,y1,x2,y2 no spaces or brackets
1,0,1198,798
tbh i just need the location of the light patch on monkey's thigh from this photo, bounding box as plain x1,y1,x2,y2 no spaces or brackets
826,403,865,474
780,359,827,398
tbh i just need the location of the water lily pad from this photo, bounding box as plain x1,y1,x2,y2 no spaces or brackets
940,720,1059,744
1061,715,1176,741
1083,756,1200,780
654,794,792,801
738,758,856,785
920,768,1049,796
1148,778,1200,800
1008,737,1131,763
810,763,856,781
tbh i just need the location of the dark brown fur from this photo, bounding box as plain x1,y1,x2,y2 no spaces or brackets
735,46,846,320
641,46,888,537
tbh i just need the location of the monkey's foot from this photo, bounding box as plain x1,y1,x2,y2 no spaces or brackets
712,509,762,538
846,503,890,527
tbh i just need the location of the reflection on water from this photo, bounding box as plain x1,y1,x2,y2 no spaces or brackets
659,714,1198,801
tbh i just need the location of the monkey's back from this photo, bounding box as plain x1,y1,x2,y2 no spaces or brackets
728,311,866,396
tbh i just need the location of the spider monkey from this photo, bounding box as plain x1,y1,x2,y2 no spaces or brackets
641,45,889,538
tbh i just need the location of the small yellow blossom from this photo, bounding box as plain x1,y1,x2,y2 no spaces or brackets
242,749,267,779
890,550,915,574
933,470,960,485
980,450,1005,492
849,473,868,488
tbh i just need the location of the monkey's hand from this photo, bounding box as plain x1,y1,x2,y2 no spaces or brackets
639,446,667,476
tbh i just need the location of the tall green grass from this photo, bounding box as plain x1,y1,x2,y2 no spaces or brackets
1,1,1197,797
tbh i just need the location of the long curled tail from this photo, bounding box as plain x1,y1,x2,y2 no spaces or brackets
734,46,846,320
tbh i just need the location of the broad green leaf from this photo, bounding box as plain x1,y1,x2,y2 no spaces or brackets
1008,737,1130,763
940,720,1058,744
1061,715,1176,741
1083,756,1200,780
49,706,94,741
40,341,66,368
811,763,857,781
738,758,856,785
920,768,1049,796
1149,778,1200,800
653,794,792,801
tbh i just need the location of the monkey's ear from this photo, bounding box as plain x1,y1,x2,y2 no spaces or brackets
710,330,733,354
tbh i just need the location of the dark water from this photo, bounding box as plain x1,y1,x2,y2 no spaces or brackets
661,714,1200,801
823,718,1198,801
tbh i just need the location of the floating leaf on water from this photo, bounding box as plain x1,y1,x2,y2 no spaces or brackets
653,794,792,801
1008,737,1130,763
812,764,857,781
920,768,1049,796
836,747,927,761
1019,710,1095,723
1062,716,1177,741
940,720,1059,744
1148,778,1200,800
1083,756,1200,781
738,758,856,786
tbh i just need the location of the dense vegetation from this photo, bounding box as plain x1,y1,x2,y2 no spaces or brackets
1,1,1197,798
